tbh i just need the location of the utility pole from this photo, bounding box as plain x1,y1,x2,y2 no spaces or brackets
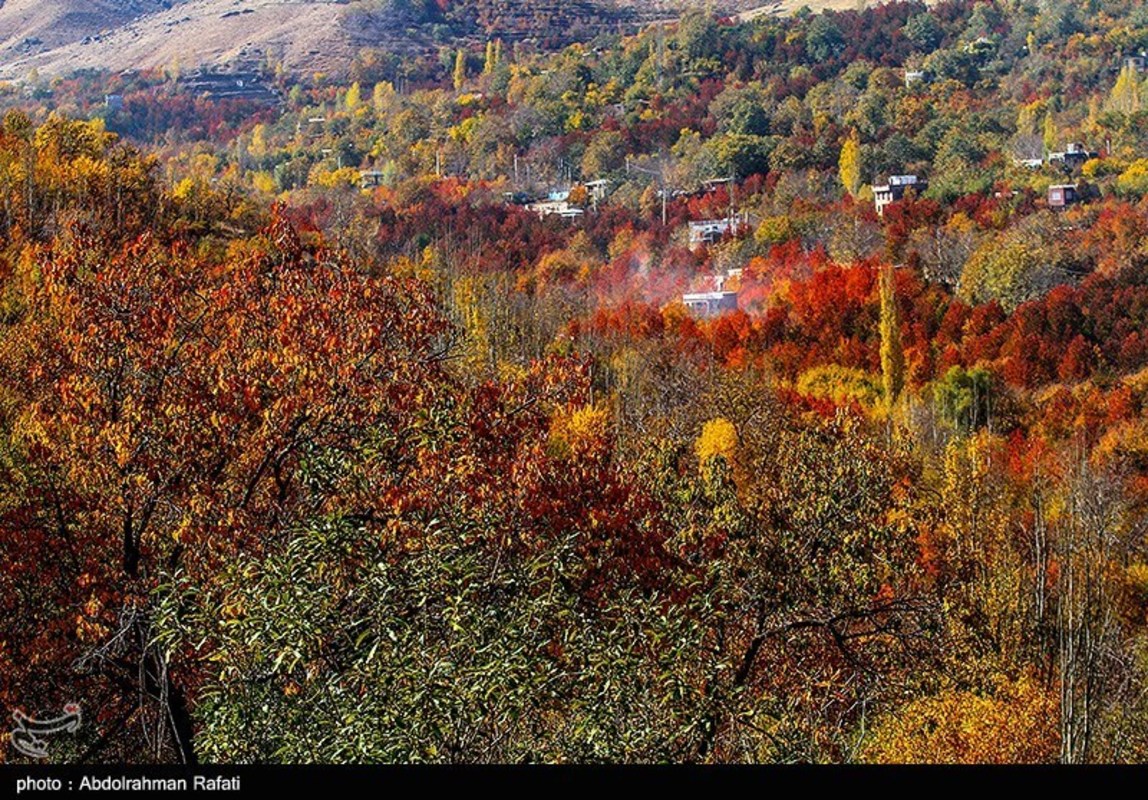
657,22,666,93
728,170,735,229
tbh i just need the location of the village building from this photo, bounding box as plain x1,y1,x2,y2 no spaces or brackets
1047,142,1097,169
1048,183,1079,208
584,179,610,205
688,218,734,247
682,291,738,318
527,190,584,220
873,175,925,216
1124,54,1148,73
359,170,385,189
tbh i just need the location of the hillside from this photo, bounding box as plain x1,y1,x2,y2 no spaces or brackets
0,0,875,80
0,1,174,52
0,1,369,80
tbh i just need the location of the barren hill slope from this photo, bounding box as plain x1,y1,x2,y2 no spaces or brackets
0,1,174,54
0,1,373,79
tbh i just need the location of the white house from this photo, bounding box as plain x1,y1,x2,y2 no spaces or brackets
688,219,734,247
682,291,739,317
873,174,924,216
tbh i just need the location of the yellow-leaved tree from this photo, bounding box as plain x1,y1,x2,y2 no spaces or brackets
1108,63,1143,116
838,129,862,198
484,40,497,75
249,123,267,158
345,81,362,111
453,49,468,90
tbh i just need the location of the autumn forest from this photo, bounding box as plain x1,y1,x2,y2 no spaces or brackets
4,0,1148,765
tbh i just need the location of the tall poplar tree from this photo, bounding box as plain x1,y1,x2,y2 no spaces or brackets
880,263,905,411
453,49,467,90
839,129,863,198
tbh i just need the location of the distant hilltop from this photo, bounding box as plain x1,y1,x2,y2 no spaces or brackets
0,0,876,81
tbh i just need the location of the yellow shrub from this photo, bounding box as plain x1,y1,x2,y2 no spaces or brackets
549,404,610,459
315,166,360,189
171,177,197,201
796,364,883,410
863,676,1058,763
1117,158,1148,196
251,171,276,194
695,417,738,464
1127,563,1148,602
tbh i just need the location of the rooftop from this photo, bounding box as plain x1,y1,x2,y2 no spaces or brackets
683,291,738,302
887,175,919,187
